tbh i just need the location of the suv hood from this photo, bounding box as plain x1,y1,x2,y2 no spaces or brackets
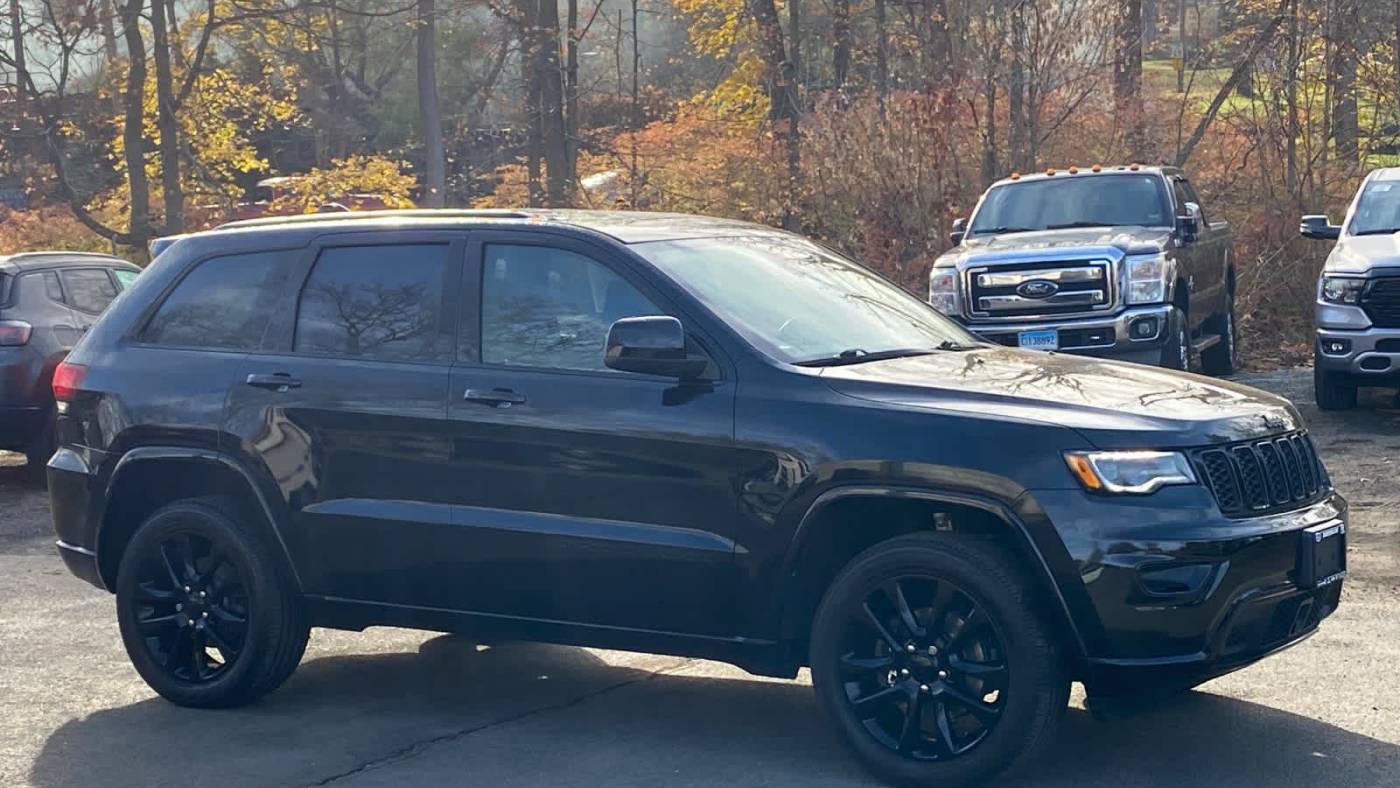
1325,232,1400,274
941,226,1173,264
819,348,1301,450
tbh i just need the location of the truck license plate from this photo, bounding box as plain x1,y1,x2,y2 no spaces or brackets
1017,330,1058,351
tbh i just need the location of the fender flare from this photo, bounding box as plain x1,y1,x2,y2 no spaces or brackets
98,446,303,591
781,484,1089,660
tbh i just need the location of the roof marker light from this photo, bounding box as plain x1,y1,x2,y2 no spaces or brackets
1010,172,1021,180
1092,164,1102,172
1045,168,1056,176
1068,165,1080,174
1129,162,1141,171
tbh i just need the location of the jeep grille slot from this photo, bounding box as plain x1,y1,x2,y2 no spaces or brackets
1191,432,1330,518
967,259,1113,319
1361,278,1400,328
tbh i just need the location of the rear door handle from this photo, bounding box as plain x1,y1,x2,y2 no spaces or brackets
245,373,302,392
463,388,526,407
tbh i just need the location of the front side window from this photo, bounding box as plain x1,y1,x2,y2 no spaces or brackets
969,174,1172,235
636,234,978,365
143,251,289,349
1349,180,1400,236
294,244,452,362
61,269,118,313
481,244,661,372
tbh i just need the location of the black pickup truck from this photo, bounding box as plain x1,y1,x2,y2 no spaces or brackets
930,166,1237,374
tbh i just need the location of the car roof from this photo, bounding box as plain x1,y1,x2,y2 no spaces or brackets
987,165,1180,189
0,251,138,275
1367,167,1400,183
207,208,779,245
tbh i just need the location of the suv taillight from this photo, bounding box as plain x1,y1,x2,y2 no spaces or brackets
0,320,32,346
52,361,88,402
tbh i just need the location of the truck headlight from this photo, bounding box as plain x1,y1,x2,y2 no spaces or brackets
929,268,960,315
1125,253,1168,305
1320,276,1366,305
1064,450,1196,494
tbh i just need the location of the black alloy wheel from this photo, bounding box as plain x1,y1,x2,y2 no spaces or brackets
128,531,250,682
837,575,1007,759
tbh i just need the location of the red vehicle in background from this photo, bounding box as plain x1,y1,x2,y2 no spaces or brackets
185,176,395,228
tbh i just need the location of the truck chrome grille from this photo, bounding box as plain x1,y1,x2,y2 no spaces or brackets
1190,432,1330,518
1361,278,1400,328
966,260,1113,319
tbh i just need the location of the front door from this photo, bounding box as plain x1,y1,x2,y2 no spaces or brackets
442,232,741,636
223,232,465,603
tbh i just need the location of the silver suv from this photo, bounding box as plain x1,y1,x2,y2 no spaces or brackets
1301,167,1400,409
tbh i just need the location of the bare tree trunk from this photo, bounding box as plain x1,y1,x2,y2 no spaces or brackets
928,0,950,79
100,0,119,62
1143,0,1157,44
150,0,182,232
874,0,888,111
832,0,850,90
8,0,23,112
117,0,152,244
416,0,446,206
566,0,579,185
786,0,801,229
1114,0,1144,155
1329,0,1359,162
1008,2,1028,170
534,0,569,205
1286,0,1299,195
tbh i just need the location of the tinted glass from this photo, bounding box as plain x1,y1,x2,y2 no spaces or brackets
637,235,977,365
112,268,139,288
969,174,1171,235
143,251,287,349
1350,180,1400,235
43,271,64,303
295,244,452,361
481,244,661,371
61,269,118,313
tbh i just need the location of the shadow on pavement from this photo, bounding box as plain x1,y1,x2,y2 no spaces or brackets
29,635,1399,788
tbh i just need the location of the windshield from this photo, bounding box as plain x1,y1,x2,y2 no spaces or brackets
968,174,1172,235
635,235,980,365
1349,180,1400,235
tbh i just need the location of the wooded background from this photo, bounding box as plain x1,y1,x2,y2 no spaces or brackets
1,0,1395,365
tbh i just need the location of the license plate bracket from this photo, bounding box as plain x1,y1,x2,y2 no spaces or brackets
1297,521,1346,589
1017,329,1059,351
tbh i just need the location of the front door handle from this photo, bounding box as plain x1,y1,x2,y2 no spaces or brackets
464,387,526,407
245,373,302,392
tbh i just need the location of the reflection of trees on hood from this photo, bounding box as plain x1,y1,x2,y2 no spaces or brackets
304,279,435,357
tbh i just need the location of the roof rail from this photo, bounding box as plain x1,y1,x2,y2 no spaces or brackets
7,250,121,261
215,208,532,231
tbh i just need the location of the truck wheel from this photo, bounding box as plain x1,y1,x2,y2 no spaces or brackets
1314,349,1358,411
1159,306,1189,371
1199,302,1237,376
115,497,309,708
810,533,1069,788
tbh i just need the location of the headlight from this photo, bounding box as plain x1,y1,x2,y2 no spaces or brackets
1064,450,1196,494
1124,253,1168,305
929,268,960,315
1320,276,1366,305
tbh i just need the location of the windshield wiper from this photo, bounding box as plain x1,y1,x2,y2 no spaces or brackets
1045,221,1117,230
794,347,937,368
970,226,1039,236
1351,228,1400,236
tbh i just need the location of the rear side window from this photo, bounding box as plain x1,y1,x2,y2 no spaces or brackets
61,269,119,313
43,272,64,303
143,251,288,350
113,269,139,288
293,244,453,362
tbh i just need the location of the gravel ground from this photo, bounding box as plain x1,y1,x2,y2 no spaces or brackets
1,368,1397,788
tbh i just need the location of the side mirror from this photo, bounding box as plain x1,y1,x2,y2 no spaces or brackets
1300,214,1342,241
604,316,707,379
949,217,967,246
1177,202,1202,243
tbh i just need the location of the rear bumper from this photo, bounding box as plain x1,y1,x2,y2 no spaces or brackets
961,304,1171,365
48,445,108,590
1316,327,1400,381
56,540,104,588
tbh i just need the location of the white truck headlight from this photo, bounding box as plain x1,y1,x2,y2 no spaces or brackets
1125,253,1169,305
929,268,960,315
1064,450,1197,494
1320,276,1366,305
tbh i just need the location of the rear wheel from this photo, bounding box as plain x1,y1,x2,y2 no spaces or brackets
1158,306,1189,371
115,497,309,707
1314,349,1358,411
810,534,1069,788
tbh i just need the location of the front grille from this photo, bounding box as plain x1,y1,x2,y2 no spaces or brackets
967,260,1112,319
1191,432,1330,517
1362,279,1400,328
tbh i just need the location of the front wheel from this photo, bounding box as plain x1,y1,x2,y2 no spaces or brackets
1158,306,1189,371
810,534,1069,788
115,497,309,707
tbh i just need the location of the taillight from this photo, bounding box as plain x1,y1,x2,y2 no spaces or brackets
52,361,88,402
0,320,32,346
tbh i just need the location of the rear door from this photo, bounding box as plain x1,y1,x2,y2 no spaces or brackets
57,268,121,334
223,232,466,603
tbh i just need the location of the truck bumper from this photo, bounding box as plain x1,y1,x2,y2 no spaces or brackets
1316,326,1400,383
961,304,1172,364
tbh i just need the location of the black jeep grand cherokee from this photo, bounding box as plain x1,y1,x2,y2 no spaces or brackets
50,210,1345,787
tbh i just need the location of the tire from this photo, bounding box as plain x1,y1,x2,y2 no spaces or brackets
23,407,55,487
115,497,309,708
1158,306,1189,371
810,534,1070,788
1314,349,1358,411
1199,300,1237,376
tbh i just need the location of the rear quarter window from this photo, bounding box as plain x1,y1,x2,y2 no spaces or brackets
141,251,292,350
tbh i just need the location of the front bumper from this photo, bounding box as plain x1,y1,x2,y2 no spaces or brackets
1028,487,1346,696
960,304,1171,365
1316,326,1400,381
